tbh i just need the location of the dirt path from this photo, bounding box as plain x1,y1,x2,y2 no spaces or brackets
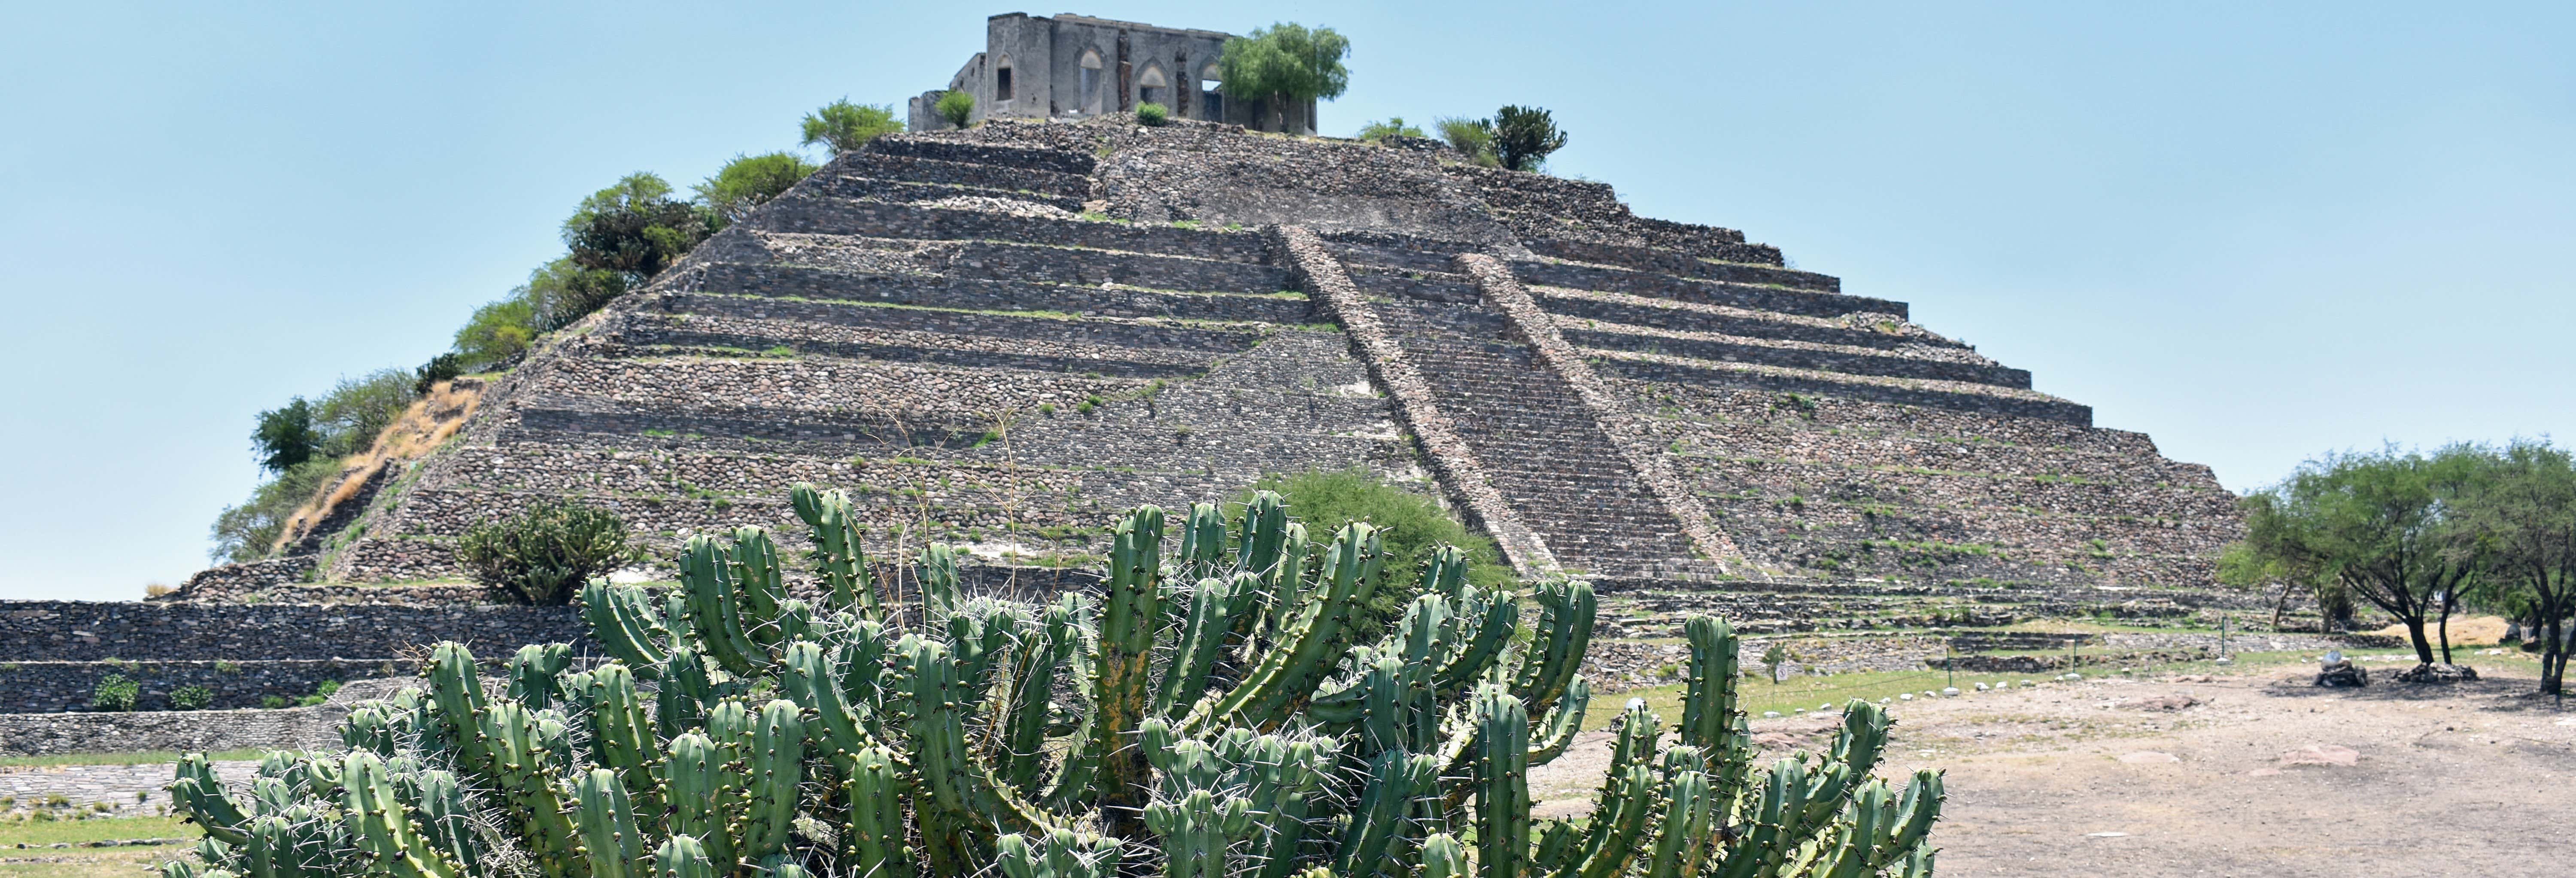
1531,667,2576,877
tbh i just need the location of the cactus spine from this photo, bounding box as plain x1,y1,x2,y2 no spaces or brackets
170,488,1942,878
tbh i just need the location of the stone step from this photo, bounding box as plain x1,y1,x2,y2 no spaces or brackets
754,198,1268,263
1592,350,2093,426
1513,259,1907,320
678,267,1317,325
1562,325,2031,389
807,174,1088,214
1524,238,1838,292
866,138,1098,177
637,296,1270,354
1540,289,1971,353
829,151,1094,200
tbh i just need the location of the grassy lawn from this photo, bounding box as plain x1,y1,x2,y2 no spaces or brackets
0,750,265,769
0,815,196,878
1585,644,2544,732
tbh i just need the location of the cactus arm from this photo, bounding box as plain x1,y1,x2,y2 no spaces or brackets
1333,750,1440,878
1828,701,1891,780
730,527,788,640
1419,833,1469,878
999,598,1077,793
582,664,660,807
1472,686,1531,878
1525,676,1590,766
1084,506,1163,835
919,543,963,619
794,484,881,618
1434,587,1517,696
1512,580,1595,717
654,646,721,741
574,769,643,878
1643,770,1713,878
411,771,483,875
1190,523,1380,732
1152,577,1236,717
680,537,764,676
581,580,671,678
171,753,252,845
783,641,872,756
741,700,806,864
899,636,1066,848
836,746,915,878
1176,502,1230,578
661,732,738,870
1568,764,1656,878
654,835,714,878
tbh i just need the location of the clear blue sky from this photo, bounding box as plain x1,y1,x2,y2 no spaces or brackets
3,2,2569,601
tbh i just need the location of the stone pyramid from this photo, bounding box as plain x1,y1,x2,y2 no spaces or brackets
306,119,2242,630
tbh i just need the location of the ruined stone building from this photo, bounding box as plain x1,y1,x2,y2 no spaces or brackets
908,13,1317,134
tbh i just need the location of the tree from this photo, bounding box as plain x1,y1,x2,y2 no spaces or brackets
454,295,538,369
313,369,419,459
695,152,818,225
1355,117,1425,142
413,353,463,396
562,172,716,282
2234,445,2488,669
252,398,321,473
1436,116,1499,167
1491,105,1569,173
936,90,975,129
1219,23,1350,134
2451,440,2576,694
801,98,902,155
208,458,339,562
522,256,630,331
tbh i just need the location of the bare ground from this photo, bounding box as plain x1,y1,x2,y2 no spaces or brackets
1531,666,2576,877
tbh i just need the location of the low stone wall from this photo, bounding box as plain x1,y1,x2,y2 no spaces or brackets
0,600,587,662
0,704,346,756
0,660,398,713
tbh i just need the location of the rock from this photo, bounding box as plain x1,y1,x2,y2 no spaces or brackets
2391,663,2478,683
2116,695,2201,711
2116,751,2179,764
2313,660,2368,687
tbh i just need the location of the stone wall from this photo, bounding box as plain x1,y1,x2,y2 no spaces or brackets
0,660,396,713
0,601,586,662
0,704,348,757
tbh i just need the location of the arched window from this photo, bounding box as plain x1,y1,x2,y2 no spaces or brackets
1079,50,1104,113
994,55,1014,102
1200,65,1224,120
1137,64,1168,108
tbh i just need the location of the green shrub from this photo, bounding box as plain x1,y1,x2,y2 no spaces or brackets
563,172,717,283
800,98,903,155
88,674,137,712
1490,105,1569,172
168,684,213,711
412,352,464,395
259,696,287,709
936,89,975,128
1356,116,1425,142
315,680,340,698
1435,116,1498,167
455,500,635,605
252,398,321,474
1135,101,1170,126
693,151,819,224
313,369,419,458
1243,468,1512,631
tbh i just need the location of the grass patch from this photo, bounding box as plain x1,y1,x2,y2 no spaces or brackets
0,749,267,769
0,815,198,847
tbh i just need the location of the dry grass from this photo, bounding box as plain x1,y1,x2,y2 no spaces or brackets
266,379,483,555
2368,614,2509,647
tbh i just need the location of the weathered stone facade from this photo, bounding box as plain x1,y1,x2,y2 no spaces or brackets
908,14,1317,134
0,79,2249,730
286,115,2239,613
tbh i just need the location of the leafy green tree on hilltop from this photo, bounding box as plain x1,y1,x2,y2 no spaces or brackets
1219,23,1350,133
1492,105,1569,172
314,370,418,458
252,398,321,473
562,172,716,283
696,152,818,224
800,98,902,155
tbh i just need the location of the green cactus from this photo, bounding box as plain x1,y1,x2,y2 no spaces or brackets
173,488,1942,878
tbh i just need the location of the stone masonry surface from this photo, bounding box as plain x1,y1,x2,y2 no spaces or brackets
0,113,2248,732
